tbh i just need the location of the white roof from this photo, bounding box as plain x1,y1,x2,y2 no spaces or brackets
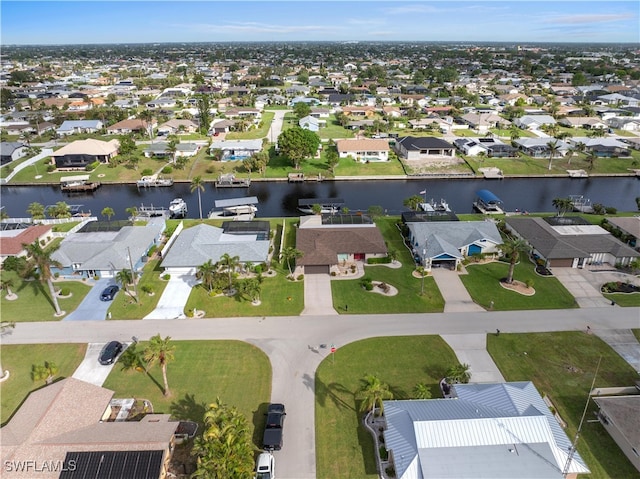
52,138,120,157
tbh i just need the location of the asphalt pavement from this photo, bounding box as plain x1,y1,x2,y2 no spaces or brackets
63,278,116,321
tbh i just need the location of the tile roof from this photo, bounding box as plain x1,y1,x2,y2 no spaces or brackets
335,139,389,152
0,224,52,256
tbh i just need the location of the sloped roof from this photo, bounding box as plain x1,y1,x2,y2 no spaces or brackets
0,224,52,256
336,138,389,152
383,382,589,479
592,395,640,451
52,138,120,157
295,227,387,266
397,136,454,151
161,223,269,268
407,221,502,259
607,216,640,239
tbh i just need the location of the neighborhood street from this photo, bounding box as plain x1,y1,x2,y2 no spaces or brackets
2,307,639,478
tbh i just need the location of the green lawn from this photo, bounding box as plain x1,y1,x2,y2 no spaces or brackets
488,332,640,479
315,336,459,479
460,261,577,310
102,340,271,445
0,343,87,425
107,259,169,319
602,292,640,307
333,156,406,177
0,273,92,321
226,111,275,140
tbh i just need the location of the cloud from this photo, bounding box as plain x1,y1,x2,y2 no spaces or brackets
185,21,336,34
548,13,635,24
347,18,385,26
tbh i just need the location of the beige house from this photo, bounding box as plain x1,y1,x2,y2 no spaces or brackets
1,378,179,479
52,138,120,169
335,138,389,162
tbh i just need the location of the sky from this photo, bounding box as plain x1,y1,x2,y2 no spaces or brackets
1,1,639,45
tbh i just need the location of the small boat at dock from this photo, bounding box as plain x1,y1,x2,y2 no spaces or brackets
168,198,188,217
137,175,174,187
208,196,258,220
297,198,344,214
60,175,100,192
473,189,504,214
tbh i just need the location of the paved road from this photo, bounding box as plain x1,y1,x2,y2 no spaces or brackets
3,308,639,479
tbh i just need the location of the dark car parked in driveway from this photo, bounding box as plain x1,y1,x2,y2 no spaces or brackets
262,403,286,451
98,341,123,365
100,285,119,301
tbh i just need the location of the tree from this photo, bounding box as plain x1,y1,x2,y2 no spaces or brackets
23,240,64,316
446,363,471,384
0,321,16,379
197,259,217,293
139,110,155,141
196,94,212,135
509,124,521,141
325,147,339,174
144,334,175,397
167,135,179,164
281,247,302,276
357,374,393,417
125,206,138,219
546,139,560,171
585,150,598,171
277,126,320,169
552,197,574,217
293,101,311,119
47,201,71,219
116,268,134,296
403,195,423,211
498,237,531,284
218,253,240,291
31,361,59,384
117,135,137,156
367,205,384,218
1,278,16,299
101,206,115,222
191,398,254,479
311,204,323,215
27,201,45,219
190,176,206,221
413,382,432,399
237,277,261,303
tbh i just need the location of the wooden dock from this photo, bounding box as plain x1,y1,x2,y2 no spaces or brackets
215,173,250,188
478,167,504,179
288,172,324,182
567,169,588,178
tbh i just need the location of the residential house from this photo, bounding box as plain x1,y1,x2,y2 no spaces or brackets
106,119,151,135
335,138,389,162
514,115,556,130
0,224,53,266
513,138,570,158
51,221,164,278
597,93,639,107
299,115,323,132
146,97,177,109
295,215,387,274
558,117,607,130
112,98,139,109
209,119,235,135
606,216,640,248
143,142,200,158
160,222,270,275
568,137,631,158
394,136,455,160
593,395,640,473
52,138,120,169
56,120,103,136
505,216,639,268
224,107,262,124
0,378,179,479
0,141,27,165
157,119,199,136
406,220,502,271
460,112,508,132
453,138,486,156
606,117,640,132
383,382,589,479
209,139,262,160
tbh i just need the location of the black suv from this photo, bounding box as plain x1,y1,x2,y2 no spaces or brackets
262,403,286,451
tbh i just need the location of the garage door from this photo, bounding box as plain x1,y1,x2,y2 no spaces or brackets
305,265,330,274
549,258,573,268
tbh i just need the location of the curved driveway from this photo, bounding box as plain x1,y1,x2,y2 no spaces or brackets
3,308,639,478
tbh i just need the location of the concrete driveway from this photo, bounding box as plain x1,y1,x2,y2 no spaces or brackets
431,268,485,313
63,278,116,321
553,268,618,308
594,329,640,374
144,274,195,319
72,341,129,386
301,273,337,315
441,334,505,383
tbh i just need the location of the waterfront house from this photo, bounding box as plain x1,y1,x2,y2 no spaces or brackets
568,137,631,158
513,138,570,158
405,220,502,271
335,138,389,162
394,136,455,160
52,138,120,169
209,139,262,160
383,382,589,479
0,141,27,165
0,224,53,267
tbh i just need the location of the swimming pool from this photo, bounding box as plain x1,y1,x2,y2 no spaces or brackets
223,154,250,161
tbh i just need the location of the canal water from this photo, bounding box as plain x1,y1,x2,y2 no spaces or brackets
1,177,637,220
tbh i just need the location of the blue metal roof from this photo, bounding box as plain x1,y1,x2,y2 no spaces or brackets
476,189,502,204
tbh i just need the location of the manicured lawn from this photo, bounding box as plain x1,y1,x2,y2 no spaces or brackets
334,156,406,176
460,261,577,310
102,340,271,444
488,332,640,479
0,343,87,425
602,292,640,307
107,259,169,319
315,336,459,479
0,273,92,321
226,111,275,140
331,217,445,313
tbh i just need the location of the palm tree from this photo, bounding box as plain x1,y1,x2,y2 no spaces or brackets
1,321,16,380
238,277,261,303
190,176,206,220
139,109,154,141
498,237,531,284
509,124,521,142
47,201,71,219
22,240,64,316
101,206,115,222
413,382,432,399
403,194,423,211
125,206,138,219
1,278,16,299
546,139,560,171
585,150,598,171
167,136,179,164
31,361,59,384
357,374,393,417
116,269,133,295
551,197,574,217
446,363,471,384
144,334,175,397
281,247,303,276
197,259,217,292
218,253,240,291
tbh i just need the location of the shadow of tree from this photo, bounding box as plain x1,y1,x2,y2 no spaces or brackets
251,402,269,448
315,373,355,412
169,393,207,423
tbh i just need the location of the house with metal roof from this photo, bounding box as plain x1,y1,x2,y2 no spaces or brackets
56,119,103,136
383,382,589,479
160,222,270,275
406,220,502,271
1,377,178,479
505,216,639,268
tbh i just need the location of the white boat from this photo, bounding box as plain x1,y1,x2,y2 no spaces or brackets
168,198,188,217
297,198,344,215
137,175,174,187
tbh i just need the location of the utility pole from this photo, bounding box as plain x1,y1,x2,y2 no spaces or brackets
127,246,139,303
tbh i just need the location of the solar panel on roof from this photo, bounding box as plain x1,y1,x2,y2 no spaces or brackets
59,450,164,479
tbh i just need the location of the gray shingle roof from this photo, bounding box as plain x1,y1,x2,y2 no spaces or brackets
407,221,502,259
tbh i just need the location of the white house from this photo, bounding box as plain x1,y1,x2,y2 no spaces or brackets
335,138,389,162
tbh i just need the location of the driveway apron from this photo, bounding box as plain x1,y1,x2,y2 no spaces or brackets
441,334,505,383
431,268,485,313
301,273,337,315
144,274,195,319
63,278,116,321
552,268,612,308
72,342,129,386
594,329,640,373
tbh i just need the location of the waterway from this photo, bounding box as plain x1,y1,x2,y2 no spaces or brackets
1,177,638,220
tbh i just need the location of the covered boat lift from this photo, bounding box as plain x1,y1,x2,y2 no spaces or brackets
297,197,344,214
473,189,504,214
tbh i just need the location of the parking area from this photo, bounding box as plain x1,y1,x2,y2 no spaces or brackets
144,274,195,319
72,341,130,386
63,278,118,321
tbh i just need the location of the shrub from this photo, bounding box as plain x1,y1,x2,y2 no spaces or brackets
331,271,337,276
367,256,391,264
205,166,216,174
59,287,70,296
385,465,395,477
54,272,60,278
605,206,617,215
525,278,534,288
147,245,157,256
161,166,173,174
141,284,153,294
297,274,304,281
141,168,153,176
93,275,99,281
46,164,56,173
254,264,263,274
85,161,99,171
379,446,388,461
162,274,171,280
3,256,27,272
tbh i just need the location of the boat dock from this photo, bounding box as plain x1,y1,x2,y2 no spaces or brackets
137,204,168,218
567,169,588,178
298,197,344,214
208,196,259,220
60,175,101,192
478,167,504,179
288,172,324,182
215,173,251,188
137,175,174,187
473,189,504,215
569,195,593,213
